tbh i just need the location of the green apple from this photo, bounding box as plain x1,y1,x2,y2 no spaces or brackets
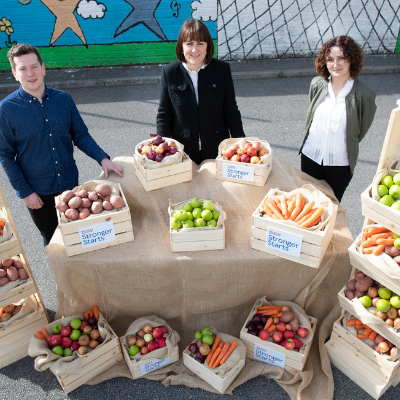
170,218,182,230
393,172,400,186
183,220,194,228
358,295,372,308
194,218,206,227
201,209,213,221
186,212,194,221
378,287,392,299
182,203,193,213
52,345,64,356
394,233,400,239
176,210,188,221
202,334,214,346
376,299,391,313
129,345,140,356
389,185,400,200
390,295,400,308
194,331,202,341
201,327,213,336
191,197,202,209
394,238,400,250
380,195,395,207
377,184,389,197
70,318,82,330
52,324,62,335
63,348,73,357
381,175,394,188
70,329,81,341
212,210,220,220
207,219,217,227
192,208,202,219
173,210,181,219
391,202,400,211
202,200,214,211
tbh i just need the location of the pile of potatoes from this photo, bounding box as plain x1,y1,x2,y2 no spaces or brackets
0,256,29,286
0,303,22,322
55,183,125,221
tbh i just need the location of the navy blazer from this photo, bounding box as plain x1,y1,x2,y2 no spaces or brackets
157,59,245,164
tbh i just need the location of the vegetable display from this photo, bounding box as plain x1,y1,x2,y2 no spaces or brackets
0,256,29,286
137,135,179,163
0,302,22,322
126,324,168,356
376,173,400,210
220,140,269,164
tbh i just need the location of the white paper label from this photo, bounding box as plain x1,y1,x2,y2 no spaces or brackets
139,357,171,375
79,220,116,248
253,343,286,369
223,163,254,182
265,227,302,258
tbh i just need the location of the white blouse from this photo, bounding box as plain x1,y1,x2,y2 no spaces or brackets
302,79,354,166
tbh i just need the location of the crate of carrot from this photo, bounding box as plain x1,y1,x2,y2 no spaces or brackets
183,332,246,394
240,298,317,372
251,186,338,269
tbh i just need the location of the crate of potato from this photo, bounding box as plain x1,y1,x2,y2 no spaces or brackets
0,255,34,307
325,313,400,399
215,137,272,186
169,197,225,252
134,135,192,191
251,186,337,268
55,181,134,257
240,298,316,372
183,329,245,394
0,294,48,369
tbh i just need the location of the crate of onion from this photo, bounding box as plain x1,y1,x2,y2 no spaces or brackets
55,181,134,257
215,137,272,186
134,135,192,191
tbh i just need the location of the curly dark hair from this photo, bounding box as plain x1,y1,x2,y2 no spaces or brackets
315,36,364,81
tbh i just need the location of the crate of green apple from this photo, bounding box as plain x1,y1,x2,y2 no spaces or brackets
169,197,225,252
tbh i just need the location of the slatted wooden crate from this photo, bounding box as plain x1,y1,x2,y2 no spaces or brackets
239,300,316,371
183,343,245,394
134,153,192,192
251,191,337,268
55,183,134,257
325,316,400,399
54,315,123,394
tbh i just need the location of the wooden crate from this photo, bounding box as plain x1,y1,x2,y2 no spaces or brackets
54,316,123,394
134,154,192,192
183,344,245,394
326,316,400,399
251,193,337,268
0,294,48,369
56,183,134,257
240,301,317,371
121,340,179,379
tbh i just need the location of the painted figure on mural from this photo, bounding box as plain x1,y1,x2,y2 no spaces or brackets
299,36,377,202
156,19,245,165
0,44,123,246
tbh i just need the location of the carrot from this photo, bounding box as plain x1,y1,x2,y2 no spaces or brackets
89,308,94,318
357,334,368,339
363,247,377,254
264,317,274,330
261,309,280,316
0,307,4,317
373,244,386,256
362,238,377,248
262,202,274,218
206,336,221,364
92,305,99,320
40,327,49,339
369,331,378,341
257,305,282,311
363,327,373,337
35,331,45,340
208,346,222,368
355,325,365,331
83,312,89,321
0,220,5,227
376,238,394,246
220,340,238,365
363,227,390,237
371,232,393,240
276,202,283,211
287,200,295,218
307,216,321,227
273,197,281,206
297,208,317,225
266,199,285,220
295,201,315,222
295,192,303,208
275,312,282,318
346,319,359,326
267,324,276,333
300,208,324,228
281,195,288,219
0,228,3,235
212,341,231,368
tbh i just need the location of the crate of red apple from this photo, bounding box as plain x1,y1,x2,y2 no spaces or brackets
134,135,192,191
215,138,272,186
240,298,316,371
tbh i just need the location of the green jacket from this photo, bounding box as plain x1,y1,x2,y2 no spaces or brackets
300,76,377,173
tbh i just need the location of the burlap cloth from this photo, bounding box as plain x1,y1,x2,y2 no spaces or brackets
46,157,354,399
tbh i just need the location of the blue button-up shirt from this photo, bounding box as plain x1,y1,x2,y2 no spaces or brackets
0,85,109,199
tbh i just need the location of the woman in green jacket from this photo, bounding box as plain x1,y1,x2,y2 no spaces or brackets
299,36,376,201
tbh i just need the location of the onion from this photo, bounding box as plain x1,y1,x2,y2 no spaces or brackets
189,343,197,353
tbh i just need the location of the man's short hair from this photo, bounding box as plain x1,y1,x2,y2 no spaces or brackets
7,44,43,70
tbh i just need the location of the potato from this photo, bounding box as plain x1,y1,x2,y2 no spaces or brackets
79,208,91,220
0,277,9,286
18,269,29,280
2,258,13,268
354,271,365,281
65,208,79,220
6,266,18,281
81,198,92,208
103,201,114,211
0,313,12,322
345,290,355,300
12,305,22,315
91,200,103,214
4,304,14,313
77,189,88,198
346,279,356,291
385,245,400,258
281,311,294,322
95,184,112,197
355,276,373,292
375,334,386,344
12,256,24,269
88,191,99,201
387,306,398,319
110,195,124,209
55,201,69,213
289,315,299,332
0,269,6,278
394,256,400,265
68,196,82,209
60,190,75,203
103,195,111,202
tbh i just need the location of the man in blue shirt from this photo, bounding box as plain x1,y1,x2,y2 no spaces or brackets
0,44,123,245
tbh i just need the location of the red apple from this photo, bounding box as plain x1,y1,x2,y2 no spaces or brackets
224,148,235,159
158,326,168,335
50,335,62,347
232,144,240,151
46,334,55,346
284,330,295,339
252,141,262,151
140,345,150,355
237,147,247,156
276,321,286,332
79,321,89,332
60,326,72,337
231,154,241,162
244,142,252,149
156,337,167,348
148,341,158,352
284,339,295,350
272,331,284,343
246,147,257,157
297,327,309,338
152,327,163,340
61,336,72,349
258,329,270,341
240,154,250,163
259,148,269,157
70,340,80,351
293,337,303,349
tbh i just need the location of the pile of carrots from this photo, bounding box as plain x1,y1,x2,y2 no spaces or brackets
205,337,237,369
0,219,5,235
346,318,378,340
256,304,288,333
261,193,324,228
361,227,394,256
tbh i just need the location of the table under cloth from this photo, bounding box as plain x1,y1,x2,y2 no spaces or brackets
46,157,354,399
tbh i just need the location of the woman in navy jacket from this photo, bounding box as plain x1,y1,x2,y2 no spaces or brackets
156,19,245,164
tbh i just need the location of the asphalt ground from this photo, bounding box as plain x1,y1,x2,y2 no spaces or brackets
0,54,399,399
